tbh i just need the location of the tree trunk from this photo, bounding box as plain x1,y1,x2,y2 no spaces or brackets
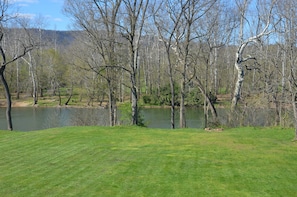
195,77,218,124
180,77,186,128
16,60,20,99
108,88,115,126
170,74,175,129
231,58,244,109
131,72,138,125
291,92,297,140
213,47,218,95
58,86,62,106
31,70,38,105
29,54,38,105
64,83,73,105
22,55,38,105
0,70,13,131
157,40,161,97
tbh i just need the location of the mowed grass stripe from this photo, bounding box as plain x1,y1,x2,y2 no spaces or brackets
0,126,297,196
0,127,282,195
27,141,110,195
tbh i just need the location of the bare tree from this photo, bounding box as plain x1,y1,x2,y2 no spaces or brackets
194,0,236,128
153,0,186,129
0,0,34,130
276,0,297,139
21,51,38,105
231,0,278,109
64,0,122,126
154,0,218,128
118,0,149,125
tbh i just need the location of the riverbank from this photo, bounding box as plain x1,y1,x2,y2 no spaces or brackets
0,100,31,107
0,93,231,108
0,97,108,108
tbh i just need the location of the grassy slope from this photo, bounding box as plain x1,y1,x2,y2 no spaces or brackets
0,126,296,197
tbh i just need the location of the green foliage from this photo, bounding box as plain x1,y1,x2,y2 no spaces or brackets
185,88,204,106
118,102,132,125
118,102,146,127
142,95,152,104
141,83,180,106
159,83,180,105
142,84,206,107
0,127,296,196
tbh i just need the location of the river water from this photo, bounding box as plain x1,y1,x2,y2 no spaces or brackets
0,107,206,131
0,106,282,131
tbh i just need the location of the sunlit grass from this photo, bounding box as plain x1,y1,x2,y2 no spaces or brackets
0,126,296,196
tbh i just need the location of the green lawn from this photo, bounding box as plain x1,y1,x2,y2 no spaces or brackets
0,126,296,196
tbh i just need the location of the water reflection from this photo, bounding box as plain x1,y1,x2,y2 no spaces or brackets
0,107,206,131
0,106,288,131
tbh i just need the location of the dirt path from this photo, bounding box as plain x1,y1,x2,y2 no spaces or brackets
0,100,31,107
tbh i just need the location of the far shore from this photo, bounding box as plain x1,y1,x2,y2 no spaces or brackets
0,100,31,108
0,93,244,109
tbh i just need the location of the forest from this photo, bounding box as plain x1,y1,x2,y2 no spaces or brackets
0,0,297,135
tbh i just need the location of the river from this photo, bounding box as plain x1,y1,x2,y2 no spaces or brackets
0,107,207,131
0,106,282,131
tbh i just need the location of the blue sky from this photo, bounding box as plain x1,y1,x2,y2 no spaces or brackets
11,0,70,31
